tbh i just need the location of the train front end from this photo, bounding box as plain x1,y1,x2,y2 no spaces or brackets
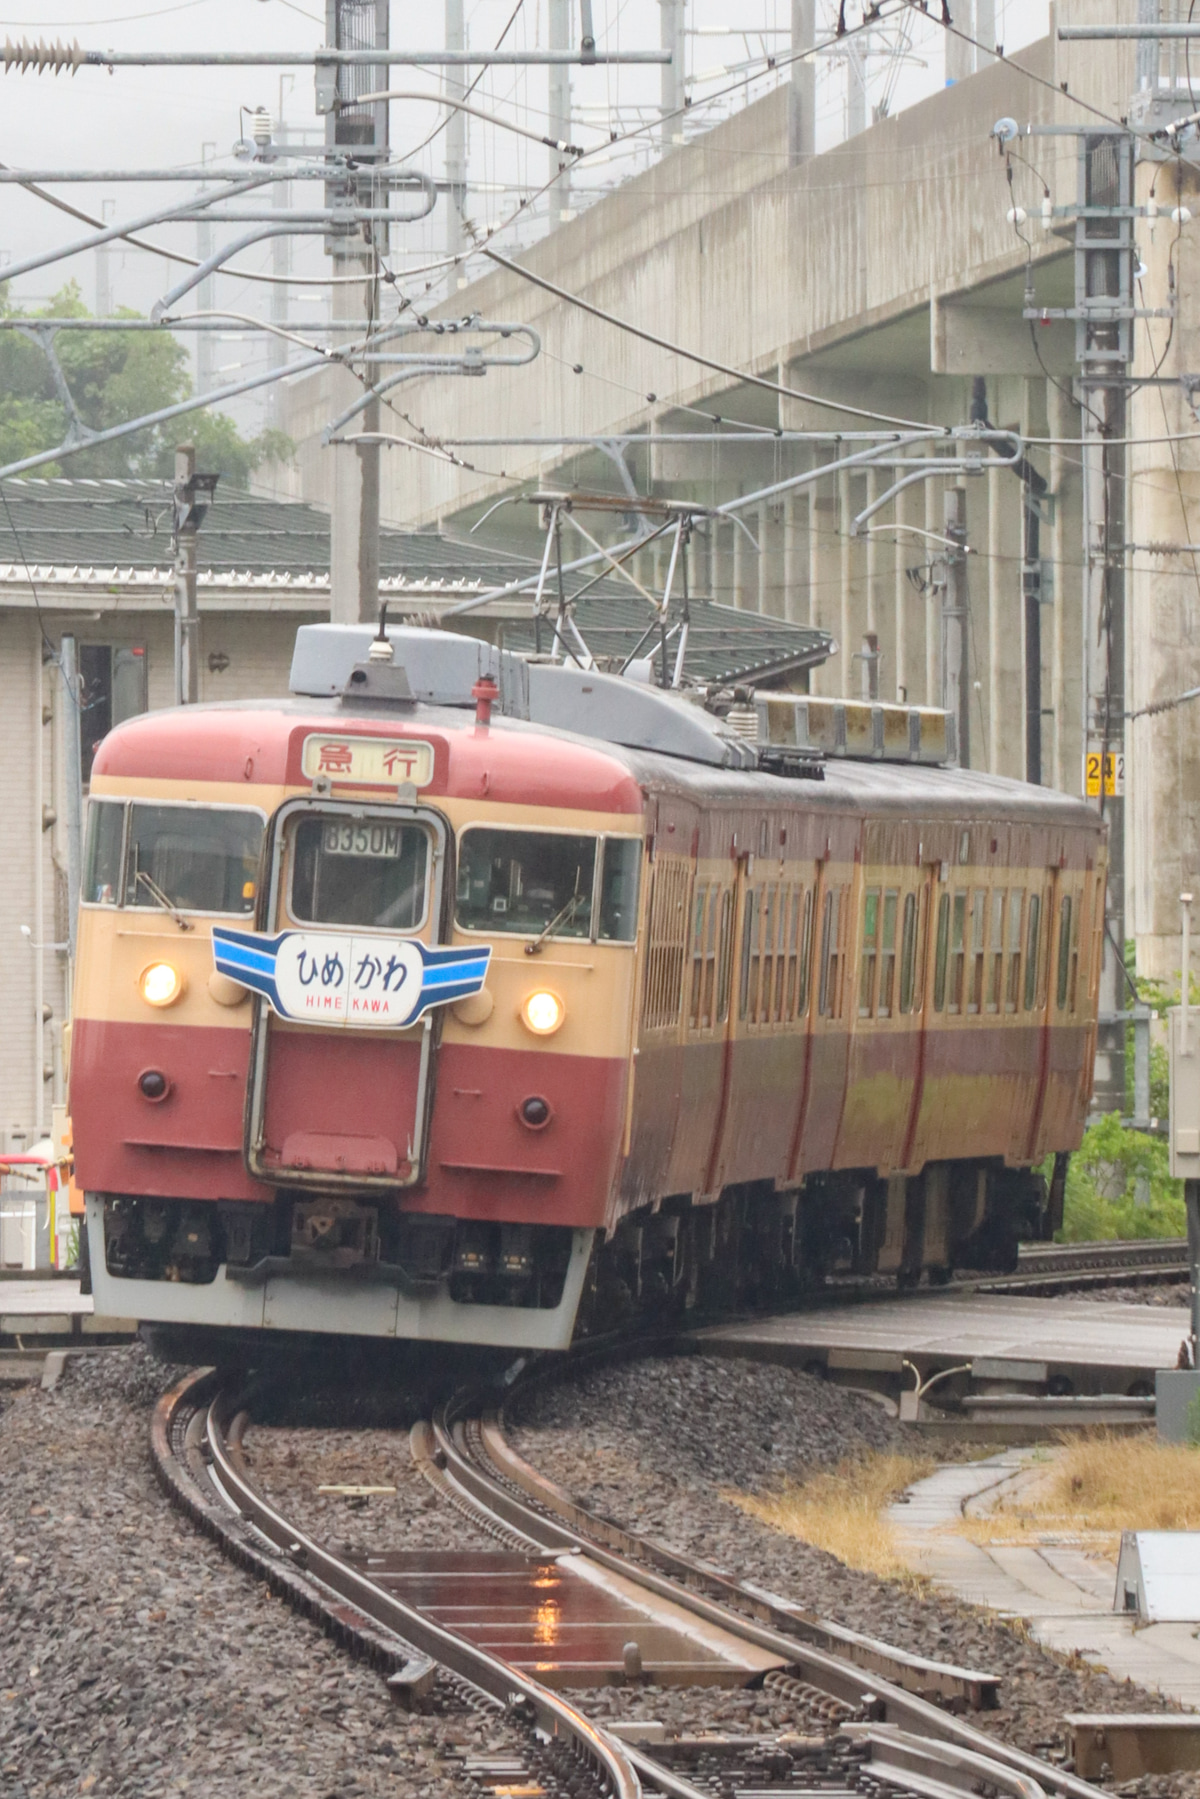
69,639,645,1351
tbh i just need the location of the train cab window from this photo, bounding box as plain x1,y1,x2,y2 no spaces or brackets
899,891,919,1014
1005,890,1025,1012
83,799,124,904
125,804,263,915
859,888,880,1017
290,815,429,931
1056,895,1074,1010
933,892,950,1011
598,838,641,941
1024,892,1042,1011
457,828,595,939
948,892,967,1013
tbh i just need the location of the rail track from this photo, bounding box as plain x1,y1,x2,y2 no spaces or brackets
983,1238,1190,1292
153,1351,1114,1799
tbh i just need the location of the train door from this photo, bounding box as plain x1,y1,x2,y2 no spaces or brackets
700,847,753,1196
244,799,449,1190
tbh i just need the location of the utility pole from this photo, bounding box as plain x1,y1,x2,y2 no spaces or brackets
789,0,816,163
658,0,685,152
172,445,218,704
94,198,115,316
196,141,216,393
1078,132,1132,1115
269,107,291,424
941,486,970,767
325,0,387,626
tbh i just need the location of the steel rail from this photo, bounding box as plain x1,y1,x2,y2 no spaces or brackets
431,1373,1110,1799
151,1370,640,1799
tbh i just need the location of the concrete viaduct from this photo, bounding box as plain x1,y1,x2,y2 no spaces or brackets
271,4,1200,982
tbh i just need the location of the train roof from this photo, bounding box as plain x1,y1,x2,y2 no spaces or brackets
93,655,1100,839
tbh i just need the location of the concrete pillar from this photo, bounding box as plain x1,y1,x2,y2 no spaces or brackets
810,475,840,695
446,0,468,254
838,468,853,687
783,495,800,622
733,511,746,610
1129,153,1200,976
548,0,572,223
945,0,974,83
658,0,685,152
846,39,868,139
789,0,816,163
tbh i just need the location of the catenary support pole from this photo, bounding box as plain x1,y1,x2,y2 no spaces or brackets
942,486,970,767
548,0,572,220
790,0,815,161
173,445,200,705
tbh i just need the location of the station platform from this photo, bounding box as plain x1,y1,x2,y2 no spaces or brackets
890,1451,1200,1707
0,1277,135,1341
697,1292,1188,1388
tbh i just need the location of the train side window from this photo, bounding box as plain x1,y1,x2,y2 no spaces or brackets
1069,888,1082,1012
933,892,950,1011
899,892,918,1013
689,884,709,1030
968,889,987,1014
878,889,899,1016
82,798,125,905
740,885,762,1022
819,888,844,1018
948,892,967,1013
987,889,1005,1013
1056,894,1073,1010
761,885,779,1024
773,887,791,1022
643,858,691,1031
1006,889,1024,1012
859,887,880,1017
715,889,734,1024
797,887,814,1016
1024,892,1041,1011
783,887,802,1017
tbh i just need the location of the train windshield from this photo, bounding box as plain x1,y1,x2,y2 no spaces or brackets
82,799,264,914
126,805,263,915
289,814,430,931
456,829,640,943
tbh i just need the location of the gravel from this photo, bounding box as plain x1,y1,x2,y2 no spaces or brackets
0,1345,519,1799
508,1352,1192,1785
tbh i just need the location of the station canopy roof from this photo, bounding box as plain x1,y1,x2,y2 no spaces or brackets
0,478,833,688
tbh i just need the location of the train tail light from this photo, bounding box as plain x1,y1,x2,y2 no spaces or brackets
520,989,565,1036
139,962,185,1008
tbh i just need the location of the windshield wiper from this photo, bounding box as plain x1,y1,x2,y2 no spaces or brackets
134,869,193,932
525,892,584,956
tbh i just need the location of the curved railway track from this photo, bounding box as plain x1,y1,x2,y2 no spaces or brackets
152,1353,1114,1799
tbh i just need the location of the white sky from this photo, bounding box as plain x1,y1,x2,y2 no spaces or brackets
0,0,1050,436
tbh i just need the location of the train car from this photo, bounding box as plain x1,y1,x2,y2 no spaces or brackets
69,623,1105,1352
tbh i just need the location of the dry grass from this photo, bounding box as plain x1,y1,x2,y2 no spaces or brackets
725,1451,936,1577
959,1432,1200,1551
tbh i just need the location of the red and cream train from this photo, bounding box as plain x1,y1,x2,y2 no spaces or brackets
69,624,1104,1351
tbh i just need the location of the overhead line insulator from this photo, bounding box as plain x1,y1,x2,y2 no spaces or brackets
3,37,86,76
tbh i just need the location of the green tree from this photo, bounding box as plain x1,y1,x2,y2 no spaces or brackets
0,282,291,484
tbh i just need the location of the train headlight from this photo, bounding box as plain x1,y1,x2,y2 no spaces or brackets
139,961,185,1008
520,989,565,1036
